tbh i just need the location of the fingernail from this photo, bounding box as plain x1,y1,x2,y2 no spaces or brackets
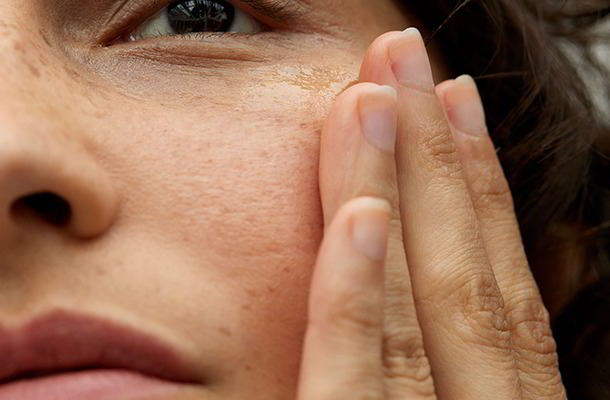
351,198,391,262
389,28,435,88
359,86,398,153
444,75,488,137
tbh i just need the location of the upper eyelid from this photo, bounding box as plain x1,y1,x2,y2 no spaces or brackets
99,0,311,45
100,0,169,45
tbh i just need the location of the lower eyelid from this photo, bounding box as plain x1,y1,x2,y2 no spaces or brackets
101,31,279,65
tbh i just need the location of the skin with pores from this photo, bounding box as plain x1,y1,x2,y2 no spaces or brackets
1,1,425,398
1,0,568,399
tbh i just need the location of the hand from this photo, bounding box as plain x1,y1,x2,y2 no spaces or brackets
297,29,567,400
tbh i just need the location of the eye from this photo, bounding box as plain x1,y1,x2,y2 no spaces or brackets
129,0,264,41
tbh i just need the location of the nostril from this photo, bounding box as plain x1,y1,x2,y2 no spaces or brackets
11,192,72,227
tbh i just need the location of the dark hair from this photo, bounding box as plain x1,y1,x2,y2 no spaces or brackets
399,0,609,397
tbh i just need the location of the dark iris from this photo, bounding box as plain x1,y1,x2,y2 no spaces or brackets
167,0,235,34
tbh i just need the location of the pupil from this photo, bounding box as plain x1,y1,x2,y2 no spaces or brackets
167,0,235,34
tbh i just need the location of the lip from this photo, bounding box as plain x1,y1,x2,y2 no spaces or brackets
0,310,200,397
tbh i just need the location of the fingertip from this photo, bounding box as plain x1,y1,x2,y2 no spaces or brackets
322,196,391,264
444,75,488,138
435,79,455,103
348,197,392,262
359,30,406,84
357,85,398,154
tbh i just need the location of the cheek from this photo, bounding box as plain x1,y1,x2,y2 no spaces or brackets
79,56,360,391
90,80,329,383
97,66,353,270
117,87,326,264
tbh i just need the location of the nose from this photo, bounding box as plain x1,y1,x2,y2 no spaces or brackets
0,19,118,241
0,116,119,239
0,15,120,240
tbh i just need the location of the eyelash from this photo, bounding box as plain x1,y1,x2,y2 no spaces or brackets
105,0,300,45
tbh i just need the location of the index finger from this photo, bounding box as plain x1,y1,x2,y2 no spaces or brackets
297,197,390,400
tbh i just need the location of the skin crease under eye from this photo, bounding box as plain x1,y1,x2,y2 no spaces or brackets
0,1,447,399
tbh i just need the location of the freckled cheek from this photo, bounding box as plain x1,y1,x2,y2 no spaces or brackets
100,91,326,264
83,73,340,383
166,117,323,383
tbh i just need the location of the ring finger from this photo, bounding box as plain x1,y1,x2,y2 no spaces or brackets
436,76,565,399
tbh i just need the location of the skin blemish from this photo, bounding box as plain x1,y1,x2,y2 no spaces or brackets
13,40,25,54
28,63,41,78
218,327,232,337
10,39,41,78
275,66,353,92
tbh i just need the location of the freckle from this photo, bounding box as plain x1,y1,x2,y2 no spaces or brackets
282,267,290,273
13,41,24,53
28,64,40,78
259,149,269,158
38,54,50,67
63,65,81,80
39,29,52,47
246,288,258,298
94,264,106,276
218,327,232,337
241,303,251,310
266,285,276,293
245,365,253,371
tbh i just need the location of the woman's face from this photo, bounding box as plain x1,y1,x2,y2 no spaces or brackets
1,1,442,398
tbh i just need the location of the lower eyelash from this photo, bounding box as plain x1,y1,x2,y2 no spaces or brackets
177,31,265,40
127,30,265,43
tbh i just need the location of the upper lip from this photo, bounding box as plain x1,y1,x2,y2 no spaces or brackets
0,310,200,384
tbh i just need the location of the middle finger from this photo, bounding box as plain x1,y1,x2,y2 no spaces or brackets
360,29,521,400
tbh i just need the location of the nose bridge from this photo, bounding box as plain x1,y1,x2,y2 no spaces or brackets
0,21,119,240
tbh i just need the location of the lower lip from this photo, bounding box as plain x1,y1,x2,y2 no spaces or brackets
0,369,187,400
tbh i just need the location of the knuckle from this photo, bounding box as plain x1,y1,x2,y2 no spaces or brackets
325,291,382,337
520,372,566,400
467,158,514,213
417,118,461,172
382,329,436,400
382,328,430,380
449,271,512,348
509,298,559,368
